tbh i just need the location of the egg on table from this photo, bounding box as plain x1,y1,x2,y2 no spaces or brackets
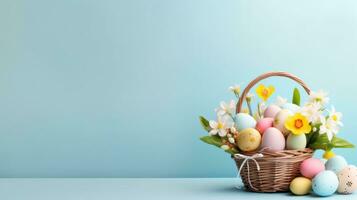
255,118,274,134
300,158,325,179
325,155,348,174
312,170,339,197
273,109,293,136
236,128,261,152
235,113,257,131
290,177,312,195
263,105,281,118
282,103,300,113
260,127,285,152
337,165,357,194
286,133,306,150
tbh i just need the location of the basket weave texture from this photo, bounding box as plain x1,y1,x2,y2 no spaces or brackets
233,149,313,192
233,72,314,192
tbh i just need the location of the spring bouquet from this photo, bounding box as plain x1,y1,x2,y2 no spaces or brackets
199,72,355,195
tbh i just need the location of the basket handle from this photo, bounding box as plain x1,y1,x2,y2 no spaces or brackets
236,71,311,114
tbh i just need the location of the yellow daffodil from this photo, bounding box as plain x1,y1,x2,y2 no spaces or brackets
323,150,335,159
284,113,312,135
256,84,275,101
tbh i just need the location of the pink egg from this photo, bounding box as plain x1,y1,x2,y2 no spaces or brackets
300,158,325,179
264,105,281,118
256,118,274,134
261,127,285,152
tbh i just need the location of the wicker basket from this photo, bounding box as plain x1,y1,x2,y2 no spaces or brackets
233,72,314,192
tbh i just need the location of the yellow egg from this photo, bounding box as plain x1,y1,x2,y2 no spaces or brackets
236,128,261,152
290,177,312,195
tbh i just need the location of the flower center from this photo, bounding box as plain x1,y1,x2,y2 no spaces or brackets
294,119,303,129
217,122,224,129
332,115,338,121
262,88,269,97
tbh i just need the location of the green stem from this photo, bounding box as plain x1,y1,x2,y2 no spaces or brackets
247,101,253,116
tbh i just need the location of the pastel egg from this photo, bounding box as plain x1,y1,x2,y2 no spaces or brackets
236,128,261,152
300,158,325,179
263,105,281,118
312,170,339,196
261,127,285,152
282,103,300,113
286,133,306,150
325,155,348,174
255,118,274,134
235,113,257,131
273,109,293,136
337,165,357,194
290,177,312,195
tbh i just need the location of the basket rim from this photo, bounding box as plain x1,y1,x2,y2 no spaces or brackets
232,148,313,160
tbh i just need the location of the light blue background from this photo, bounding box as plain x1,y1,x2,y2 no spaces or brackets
1,0,357,177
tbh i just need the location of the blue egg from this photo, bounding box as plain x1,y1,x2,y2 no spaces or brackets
312,170,339,196
325,155,348,173
235,113,256,131
282,103,300,113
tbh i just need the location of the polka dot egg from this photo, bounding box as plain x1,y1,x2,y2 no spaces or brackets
312,170,339,197
236,128,261,152
337,165,357,194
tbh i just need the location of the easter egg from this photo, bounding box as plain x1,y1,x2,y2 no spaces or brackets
255,118,274,134
300,158,325,179
263,105,281,118
236,128,261,152
286,133,306,150
260,127,285,152
282,103,300,113
290,177,312,195
273,109,293,136
325,155,348,173
235,113,257,131
312,170,339,196
337,165,357,194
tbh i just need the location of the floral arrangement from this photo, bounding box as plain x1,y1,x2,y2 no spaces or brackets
199,84,354,159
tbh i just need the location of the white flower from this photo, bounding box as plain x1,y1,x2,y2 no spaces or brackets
327,106,343,126
229,85,241,94
275,96,287,107
209,116,234,137
309,90,329,105
299,102,323,124
215,100,235,117
220,145,230,150
319,116,340,141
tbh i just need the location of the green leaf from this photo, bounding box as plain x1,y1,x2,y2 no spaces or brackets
292,88,300,106
225,148,239,154
331,137,355,148
308,133,354,150
200,135,237,154
200,135,223,147
199,116,210,131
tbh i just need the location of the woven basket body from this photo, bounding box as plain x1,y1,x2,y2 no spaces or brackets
233,72,314,192
233,149,313,192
